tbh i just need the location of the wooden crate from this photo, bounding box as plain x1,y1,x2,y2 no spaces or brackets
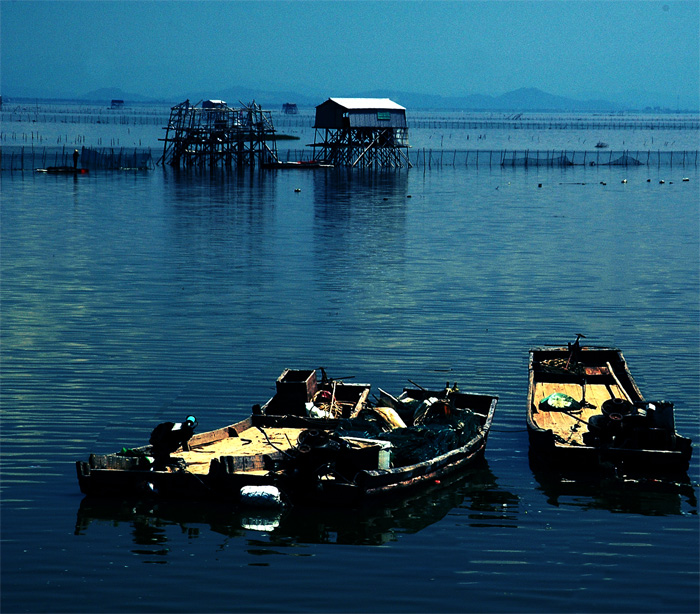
275,369,318,406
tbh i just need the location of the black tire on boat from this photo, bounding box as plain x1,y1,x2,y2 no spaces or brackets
602,398,632,417
298,429,329,448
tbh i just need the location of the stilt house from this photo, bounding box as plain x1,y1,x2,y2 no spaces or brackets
312,98,411,168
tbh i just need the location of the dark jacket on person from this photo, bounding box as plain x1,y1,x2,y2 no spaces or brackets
149,421,195,458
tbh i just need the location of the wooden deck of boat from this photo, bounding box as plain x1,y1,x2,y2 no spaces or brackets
532,382,627,445
172,426,306,474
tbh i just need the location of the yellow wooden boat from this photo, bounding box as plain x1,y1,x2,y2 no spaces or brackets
77,368,498,506
527,338,692,475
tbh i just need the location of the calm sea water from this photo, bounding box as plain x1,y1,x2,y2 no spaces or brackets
1,114,699,613
3,103,699,152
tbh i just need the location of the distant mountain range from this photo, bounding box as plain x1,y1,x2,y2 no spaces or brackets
350,88,625,112
10,85,698,112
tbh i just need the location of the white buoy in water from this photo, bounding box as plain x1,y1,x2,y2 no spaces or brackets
240,485,284,508
240,514,282,532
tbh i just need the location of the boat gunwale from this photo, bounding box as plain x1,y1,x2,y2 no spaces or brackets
360,391,498,481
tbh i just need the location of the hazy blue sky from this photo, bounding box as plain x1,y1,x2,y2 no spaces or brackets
2,0,698,105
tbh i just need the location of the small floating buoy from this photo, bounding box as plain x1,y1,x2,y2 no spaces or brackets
294,188,301,192
621,179,627,184
659,180,665,184
647,178,651,182
240,515,281,532
383,197,388,201
538,183,542,188
407,194,412,198
240,485,284,508
683,177,689,182
600,181,606,185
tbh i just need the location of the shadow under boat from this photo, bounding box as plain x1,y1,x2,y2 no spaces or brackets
529,451,697,516
75,460,516,547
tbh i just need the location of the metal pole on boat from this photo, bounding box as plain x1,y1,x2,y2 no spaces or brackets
566,333,586,370
407,379,427,391
561,409,590,427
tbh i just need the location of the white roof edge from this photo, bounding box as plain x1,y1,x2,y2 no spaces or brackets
327,97,405,111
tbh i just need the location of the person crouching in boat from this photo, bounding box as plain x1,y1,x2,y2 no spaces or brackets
149,416,197,470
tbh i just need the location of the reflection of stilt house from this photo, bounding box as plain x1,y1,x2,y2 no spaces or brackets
312,98,411,168
159,99,279,168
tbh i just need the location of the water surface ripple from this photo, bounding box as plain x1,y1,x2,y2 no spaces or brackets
1,162,698,613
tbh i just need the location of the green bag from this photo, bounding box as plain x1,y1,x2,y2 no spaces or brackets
539,392,581,411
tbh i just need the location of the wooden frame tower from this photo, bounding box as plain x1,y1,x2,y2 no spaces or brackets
159,100,279,168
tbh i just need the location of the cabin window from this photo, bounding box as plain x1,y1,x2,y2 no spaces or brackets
377,112,390,121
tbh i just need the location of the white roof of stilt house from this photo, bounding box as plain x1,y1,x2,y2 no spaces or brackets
327,98,405,110
314,97,408,129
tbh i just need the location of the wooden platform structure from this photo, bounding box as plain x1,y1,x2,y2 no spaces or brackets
158,99,279,168
311,98,411,168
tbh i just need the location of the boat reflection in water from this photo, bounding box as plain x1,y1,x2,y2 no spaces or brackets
530,458,697,516
75,462,517,549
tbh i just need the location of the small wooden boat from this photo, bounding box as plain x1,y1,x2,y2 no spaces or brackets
527,337,692,475
262,161,333,169
36,166,89,174
76,369,497,506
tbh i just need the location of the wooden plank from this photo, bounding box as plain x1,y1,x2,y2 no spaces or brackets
173,426,307,474
533,382,617,443
606,361,633,402
533,380,633,444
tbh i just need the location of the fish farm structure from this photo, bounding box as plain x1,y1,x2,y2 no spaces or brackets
158,99,279,168
311,98,412,168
